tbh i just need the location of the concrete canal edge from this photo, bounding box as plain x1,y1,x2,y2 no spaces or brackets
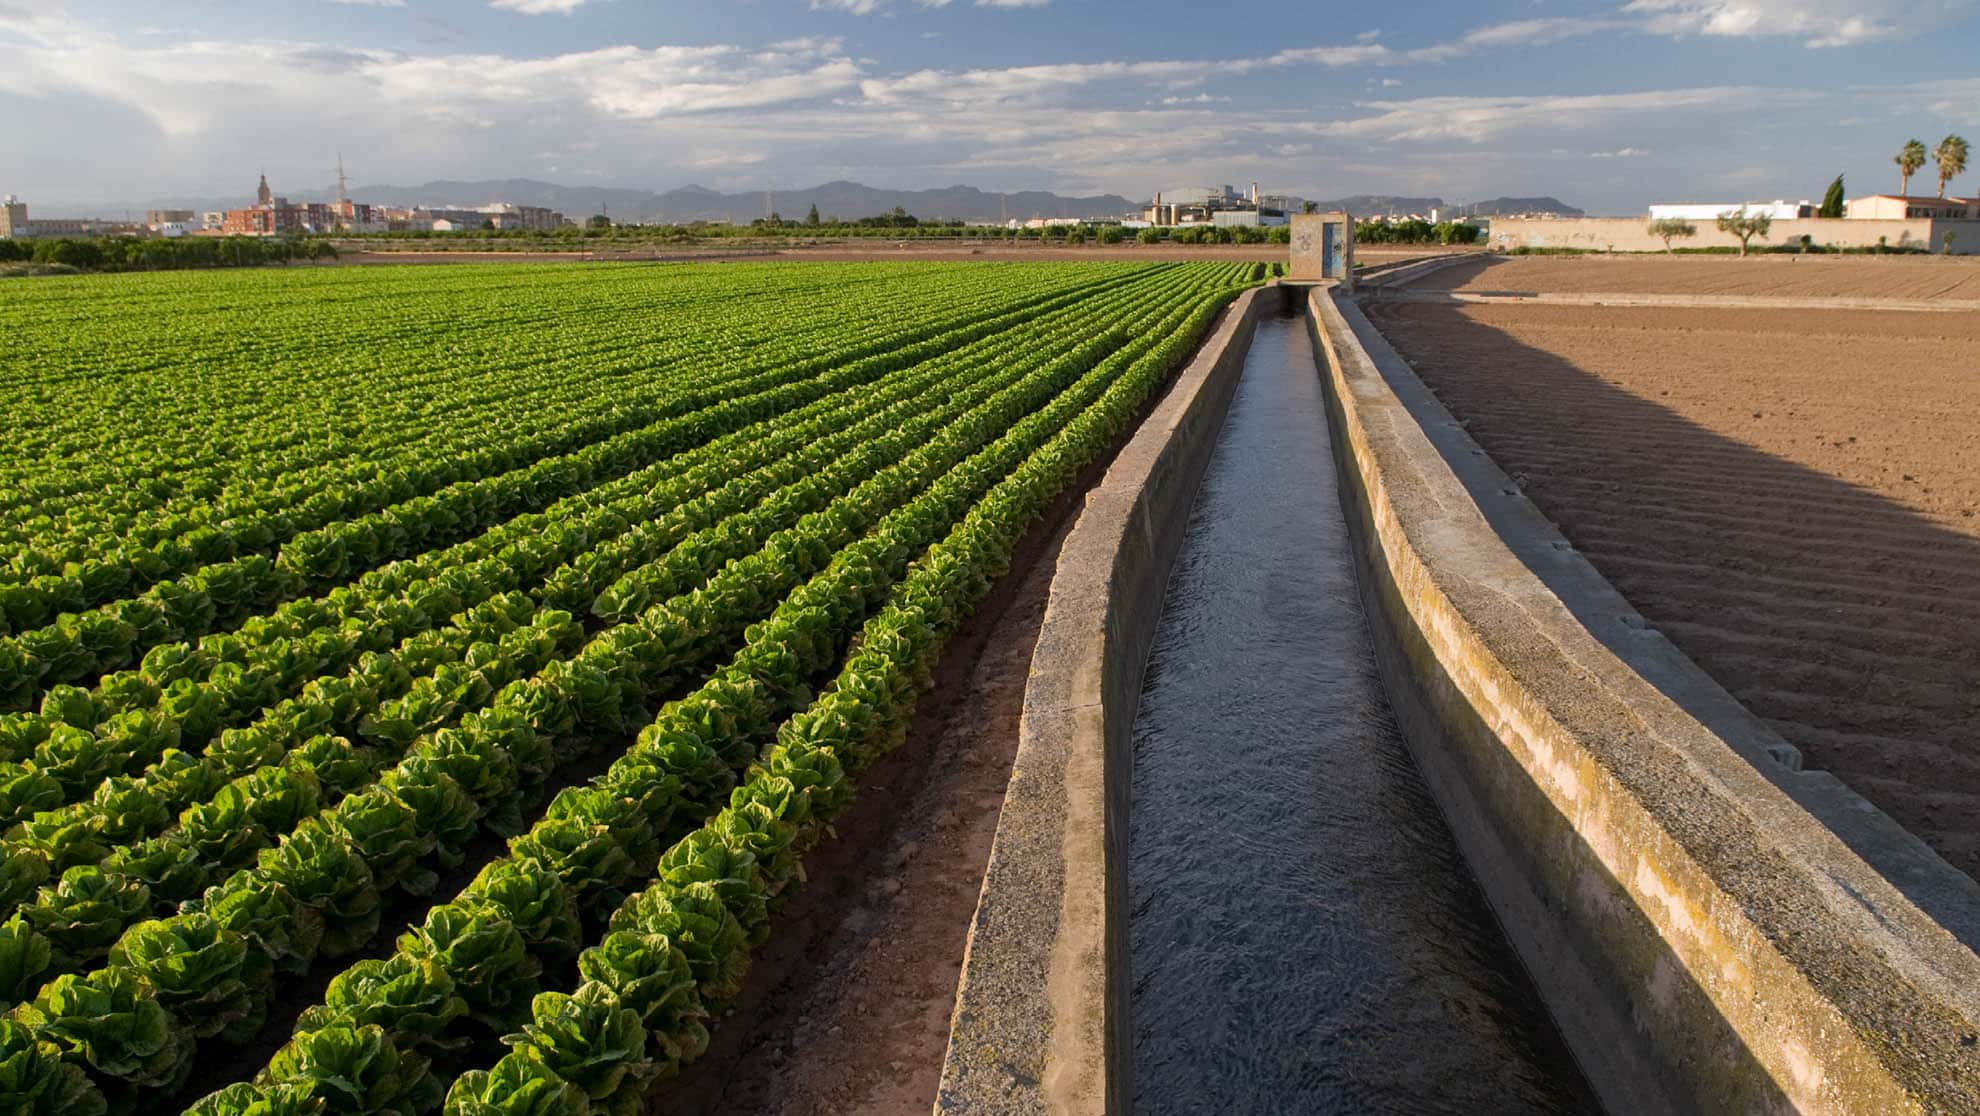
934,285,1266,1115
936,272,1980,1115
1310,284,1980,1114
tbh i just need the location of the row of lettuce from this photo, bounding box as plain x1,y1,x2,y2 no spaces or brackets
0,262,1073,619
0,265,1098,665
0,261,1257,1114
0,264,1177,993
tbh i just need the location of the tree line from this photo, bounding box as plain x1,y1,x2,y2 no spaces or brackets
0,235,337,274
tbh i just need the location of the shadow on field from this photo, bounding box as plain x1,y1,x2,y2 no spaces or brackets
1353,297,1980,901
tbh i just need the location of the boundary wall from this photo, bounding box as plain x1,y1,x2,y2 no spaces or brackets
936,286,1266,1114
1490,215,1980,254
1312,284,1980,1114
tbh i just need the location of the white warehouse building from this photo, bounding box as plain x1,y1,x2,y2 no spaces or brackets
1647,200,1816,221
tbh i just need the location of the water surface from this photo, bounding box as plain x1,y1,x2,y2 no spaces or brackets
1127,311,1599,1115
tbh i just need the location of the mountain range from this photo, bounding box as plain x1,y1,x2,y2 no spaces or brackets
1310,194,1585,218
42,180,1584,222
344,179,1141,224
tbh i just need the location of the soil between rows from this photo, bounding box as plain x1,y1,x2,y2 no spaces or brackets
648,289,1250,1115
1361,295,1980,881
649,466,1078,1116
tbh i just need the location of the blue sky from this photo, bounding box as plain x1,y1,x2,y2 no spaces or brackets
2,0,1976,214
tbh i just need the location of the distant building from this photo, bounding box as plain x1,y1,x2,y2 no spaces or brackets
419,203,567,232
1143,182,1285,227
146,209,195,227
221,174,386,236
1647,200,1816,221
0,196,126,239
1845,194,1978,220
1210,209,1287,228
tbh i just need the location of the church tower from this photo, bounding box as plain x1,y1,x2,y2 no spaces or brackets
256,174,273,207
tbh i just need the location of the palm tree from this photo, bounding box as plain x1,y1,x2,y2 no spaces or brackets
1934,134,1970,198
1896,139,1927,195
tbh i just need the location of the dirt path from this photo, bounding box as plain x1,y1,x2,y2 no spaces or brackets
649,500,1075,1116
1414,254,1980,301
1363,298,1980,880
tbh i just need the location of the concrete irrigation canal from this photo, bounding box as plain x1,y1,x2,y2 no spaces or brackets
1124,310,1597,1113
939,265,1980,1116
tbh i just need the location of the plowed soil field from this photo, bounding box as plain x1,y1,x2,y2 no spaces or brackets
1362,298,1980,880
1415,254,1980,301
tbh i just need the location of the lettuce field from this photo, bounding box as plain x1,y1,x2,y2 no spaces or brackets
0,259,1257,1114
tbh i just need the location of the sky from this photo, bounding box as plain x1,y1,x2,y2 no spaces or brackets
1,0,1977,215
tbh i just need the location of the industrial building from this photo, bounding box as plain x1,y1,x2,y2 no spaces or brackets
1143,183,1288,227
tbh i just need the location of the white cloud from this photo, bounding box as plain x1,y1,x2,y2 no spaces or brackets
489,0,589,12
1591,147,1650,157
329,0,406,7
1291,87,1809,144
1624,0,1972,47
812,0,1042,11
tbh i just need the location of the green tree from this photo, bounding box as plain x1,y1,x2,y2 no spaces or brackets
1896,139,1927,195
1715,208,1772,257
586,214,612,230
1136,227,1161,245
1934,134,1970,197
1817,174,1845,218
804,204,820,226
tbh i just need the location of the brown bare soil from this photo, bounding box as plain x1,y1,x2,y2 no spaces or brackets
1362,298,1980,880
1415,254,1980,301
649,494,1075,1116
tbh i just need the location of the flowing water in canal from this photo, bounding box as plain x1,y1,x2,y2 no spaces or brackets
1127,310,1600,1115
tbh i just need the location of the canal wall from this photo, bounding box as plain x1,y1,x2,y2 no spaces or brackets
1310,285,1980,1113
936,286,1267,1114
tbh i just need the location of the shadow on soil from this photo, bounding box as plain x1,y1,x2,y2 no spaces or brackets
1350,293,1980,935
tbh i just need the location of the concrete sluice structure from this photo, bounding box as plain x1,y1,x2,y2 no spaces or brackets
936,276,1980,1115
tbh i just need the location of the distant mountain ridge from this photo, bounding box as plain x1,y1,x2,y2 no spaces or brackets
345,178,1139,224
39,180,1583,223
1309,194,1584,218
